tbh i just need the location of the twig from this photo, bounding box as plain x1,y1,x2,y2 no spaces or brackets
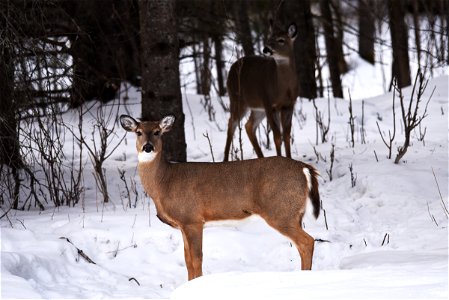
326,144,335,181
431,167,449,218
373,150,379,162
381,233,390,246
203,132,215,162
129,277,140,286
348,89,355,148
60,237,96,264
426,199,439,227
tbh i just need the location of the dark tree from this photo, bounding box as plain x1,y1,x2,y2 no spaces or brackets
388,0,411,88
212,0,226,96
278,0,317,99
0,12,21,170
234,0,254,56
139,0,186,162
320,0,344,98
66,0,140,107
0,2,22,195
358,0,375,64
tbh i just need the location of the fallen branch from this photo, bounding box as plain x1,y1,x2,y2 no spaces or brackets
60,237,141,286
60,237,96,264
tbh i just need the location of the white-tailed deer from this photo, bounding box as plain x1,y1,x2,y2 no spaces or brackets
224,22,299,161
120,114,320,281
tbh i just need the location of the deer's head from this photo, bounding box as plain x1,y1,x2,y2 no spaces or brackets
263,22,297,62
120,115,175,163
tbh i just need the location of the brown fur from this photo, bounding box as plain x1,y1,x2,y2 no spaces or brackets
120,115,320,281
224,23,299,161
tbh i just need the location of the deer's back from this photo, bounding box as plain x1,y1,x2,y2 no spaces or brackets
160,157,311,223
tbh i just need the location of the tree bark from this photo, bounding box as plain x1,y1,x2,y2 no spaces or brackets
139,0,186,162
320,0,344,98
234,0,254,56
388,0,411,88
213,34,226,96
358,0,375,64
0,2,22,170
331,0,348,74
67,0,140,107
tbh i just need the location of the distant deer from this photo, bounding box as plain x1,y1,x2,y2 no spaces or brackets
224,22,299,161
120,114,320,281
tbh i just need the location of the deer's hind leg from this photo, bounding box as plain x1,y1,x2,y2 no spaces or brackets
262,215,315,270
224,96,247,161
265,108,283,156
245,109,266,158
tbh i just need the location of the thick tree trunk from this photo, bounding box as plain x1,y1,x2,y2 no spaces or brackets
0,7,22,171
139,0,186,162
67,0,140,107
0,3,22,209
200,37,212,96
358,0,375,64
213,34,226,96
388,0,411,88
331,0,348,73
277,0,317,99
234,0,254,56
320,0,344,98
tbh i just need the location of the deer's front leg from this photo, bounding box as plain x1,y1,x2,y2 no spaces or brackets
181,224,204,280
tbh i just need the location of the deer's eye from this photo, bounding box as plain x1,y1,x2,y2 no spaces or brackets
136,131,142,136
277,38,285,44
153,130,160,136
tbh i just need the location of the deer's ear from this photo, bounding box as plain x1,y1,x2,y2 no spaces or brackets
287,23,297,40
159,115,175,133
120,115,138,132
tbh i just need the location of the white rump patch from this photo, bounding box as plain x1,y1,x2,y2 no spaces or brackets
303,167,315,218
303,167,312,191
138,151,157,163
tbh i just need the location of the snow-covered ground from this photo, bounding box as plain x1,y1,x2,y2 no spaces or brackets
1,68,447,299
1,14,449,298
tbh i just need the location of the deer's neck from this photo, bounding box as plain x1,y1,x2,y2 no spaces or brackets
275,55,296,73
137,152,169,201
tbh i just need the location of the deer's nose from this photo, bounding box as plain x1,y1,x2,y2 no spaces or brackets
143,144,154,153
263,46,273,55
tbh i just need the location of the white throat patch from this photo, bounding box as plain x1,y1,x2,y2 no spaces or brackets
273,54,290,65
138,151,157,163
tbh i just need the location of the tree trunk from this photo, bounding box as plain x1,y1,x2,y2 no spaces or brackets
67,0,140,107
139,0,186,162
298,0,318,99
331,0,348,73
200,37,212,96
388,0,411,88
234,0,254,56
0,6,22,171
213,34,226,96
320,0,344,98
0,2,22,209
411,0,422,69
358,0,375,64
281,0,317,99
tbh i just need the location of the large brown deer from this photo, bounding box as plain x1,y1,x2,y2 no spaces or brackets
120,114,320,281
224,22,299,161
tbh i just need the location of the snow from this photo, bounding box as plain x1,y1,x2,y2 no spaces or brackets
1,23,449,300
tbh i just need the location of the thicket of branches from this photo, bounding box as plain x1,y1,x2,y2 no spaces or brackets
0,0,448,212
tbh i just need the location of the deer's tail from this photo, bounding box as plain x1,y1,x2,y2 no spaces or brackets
303,166,321,219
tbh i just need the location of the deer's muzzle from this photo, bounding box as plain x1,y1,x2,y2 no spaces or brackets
143,143,154,153
263,46,273,55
